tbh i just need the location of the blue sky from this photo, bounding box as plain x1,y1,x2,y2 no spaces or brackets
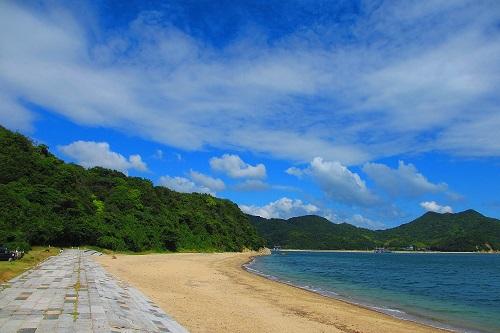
1,0,499,228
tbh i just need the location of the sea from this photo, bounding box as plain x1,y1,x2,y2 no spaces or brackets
246,251,500,333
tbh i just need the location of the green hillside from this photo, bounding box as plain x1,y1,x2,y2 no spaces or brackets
250,210,500,252
2,125,498,253
377,210,500,251
249,215,378,250
0,125,264,252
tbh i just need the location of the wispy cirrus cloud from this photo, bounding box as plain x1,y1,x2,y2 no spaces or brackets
233,179,270,191
1,1,499,165
232,179,299,192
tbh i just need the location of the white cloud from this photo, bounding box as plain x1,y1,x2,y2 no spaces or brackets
159,176,213,195
128,154,148,171
58,140,147,173
239,197,319,219
437,112,500,157
310,207,387,230
210,154,266,179
0,92,35,132
153,149,163,159
420,201,453,214
349,214,386,230
1,2,499,163
307,157,378,206
285,166,304,177
363,161,448,197
189,170,225,192
240,198,385,230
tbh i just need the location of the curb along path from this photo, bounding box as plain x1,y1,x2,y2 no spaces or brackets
0,249,189,333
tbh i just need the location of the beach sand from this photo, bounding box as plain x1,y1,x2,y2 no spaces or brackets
96,252,444,333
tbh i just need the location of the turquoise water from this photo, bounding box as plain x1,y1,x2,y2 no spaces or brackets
247,252,500,333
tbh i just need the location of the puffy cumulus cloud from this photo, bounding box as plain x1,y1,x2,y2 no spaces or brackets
349,214,386,230
189,170,225,192
58,141,147,173
420,201,453,214
2,2,499,164
285,167,304,177
239,197,319,219
159,176,213,195
307,157,378,206
363,161,448,197
159,170,225,195
128,154,148,171
210,154,266,179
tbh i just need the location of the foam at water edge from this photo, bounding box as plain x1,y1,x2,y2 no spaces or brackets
243,259,477,333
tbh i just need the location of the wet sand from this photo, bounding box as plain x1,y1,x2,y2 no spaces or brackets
96,252,445,333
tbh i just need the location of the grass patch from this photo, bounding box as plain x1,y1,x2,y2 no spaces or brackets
0,246,59,283
73,253,81,321
83,245,173,256
83,245,227,256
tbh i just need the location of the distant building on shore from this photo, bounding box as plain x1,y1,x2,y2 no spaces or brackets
374,247,392,253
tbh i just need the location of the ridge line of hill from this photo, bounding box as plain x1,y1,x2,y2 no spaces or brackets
248,210,500,252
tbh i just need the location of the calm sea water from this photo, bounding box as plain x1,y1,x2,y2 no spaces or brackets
247,251,500,333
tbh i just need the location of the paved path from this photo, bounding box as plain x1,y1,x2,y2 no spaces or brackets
0,250,189,333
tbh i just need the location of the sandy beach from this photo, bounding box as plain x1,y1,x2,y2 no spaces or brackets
96,252,445,333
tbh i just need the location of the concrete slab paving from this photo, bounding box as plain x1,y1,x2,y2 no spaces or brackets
0,250,189,333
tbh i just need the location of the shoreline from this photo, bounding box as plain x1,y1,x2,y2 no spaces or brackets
278,249,499,254
96,252,448,333
243,254,460,333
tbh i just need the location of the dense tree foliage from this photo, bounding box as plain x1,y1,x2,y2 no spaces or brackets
249,215,377,250
2,125,498,253
250,210,500,252
378,210,500,251
0,126,264,252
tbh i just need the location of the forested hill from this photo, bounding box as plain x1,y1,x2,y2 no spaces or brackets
3,124,498,253
248,215,377,250
378,210,500,251
0,125,264,252
249,210,500,252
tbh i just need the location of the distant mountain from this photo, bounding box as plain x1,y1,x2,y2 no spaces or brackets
3,124,498,253
249,210,500,252
377,209,500,251
248,215,377,250
0,125,264,252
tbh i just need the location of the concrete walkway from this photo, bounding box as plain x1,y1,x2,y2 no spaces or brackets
0,249,189,333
